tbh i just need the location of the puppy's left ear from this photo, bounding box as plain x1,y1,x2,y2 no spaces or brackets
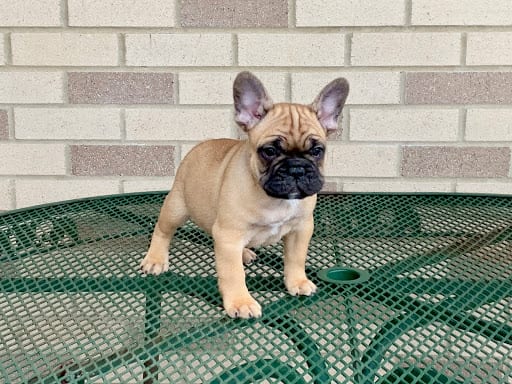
233,72,273,131
312,78,349,134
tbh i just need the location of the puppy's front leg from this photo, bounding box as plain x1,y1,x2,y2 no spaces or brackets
213,226,262,319
283,217,317,296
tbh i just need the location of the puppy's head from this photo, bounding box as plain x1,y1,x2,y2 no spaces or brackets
233,72,349,200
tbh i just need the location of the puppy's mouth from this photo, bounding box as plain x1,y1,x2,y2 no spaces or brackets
260,159,324,200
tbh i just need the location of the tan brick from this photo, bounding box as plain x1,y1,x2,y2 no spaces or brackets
0,110,7,139
15,179,120,208
0,144,66,175
15,108,121,140
68,72,175,104
0,180,11,210
324,144,399,177
401,146,511,178
0,0,61,26
412,0,512,26
71,145,175,176
0,72,63,104
68,0,176,27
343,180,452,193
351,33,460,66
466,109,512,142
350,108,459,141
297,0,406,26
12,33,118,66
181,0,287,27
406,72,512,105
123,178,172,193
179,72,287,104
126,34,232,66
125,108,233,141
238,34,344,67
455,182,512,195
467,33,512,66
291,72,400,105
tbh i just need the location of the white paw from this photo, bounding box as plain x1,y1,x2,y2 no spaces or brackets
223,294,262,319
242,248,258,265
285,278,317,296
140,252,169,275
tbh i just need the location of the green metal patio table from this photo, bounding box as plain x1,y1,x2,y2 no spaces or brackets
0,192,511,383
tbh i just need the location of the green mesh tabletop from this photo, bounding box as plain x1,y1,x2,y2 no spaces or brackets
1,192,511,383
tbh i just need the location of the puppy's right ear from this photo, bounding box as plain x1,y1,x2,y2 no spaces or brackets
233,72,273,131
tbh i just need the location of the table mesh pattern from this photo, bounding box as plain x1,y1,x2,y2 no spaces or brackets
0,192,511,383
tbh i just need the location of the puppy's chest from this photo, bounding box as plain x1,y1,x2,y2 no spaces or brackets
247,201,303,247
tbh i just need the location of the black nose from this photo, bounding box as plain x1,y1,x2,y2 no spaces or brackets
286,159,306,179
289,166,305,178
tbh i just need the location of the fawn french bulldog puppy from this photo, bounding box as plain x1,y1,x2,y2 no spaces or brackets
141,72,349,318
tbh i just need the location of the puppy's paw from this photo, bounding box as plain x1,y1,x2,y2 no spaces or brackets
285,278,317,296
223,295,262,319
242,248,258,265
140,252,169,275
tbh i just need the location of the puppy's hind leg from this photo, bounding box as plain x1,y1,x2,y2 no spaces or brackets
141,185,188,275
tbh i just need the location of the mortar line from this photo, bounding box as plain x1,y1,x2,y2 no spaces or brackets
460,32,468,67
4,33,12,65
4,65,512,72
232,33,238,66
343,106,351,141
285,72,292,102
64,143,72,177
4,25,512,33
3,175,166,181
396,144,404,178
8,106,14,140
61,0,69,27
459,108,467,142
4,103,508,110
405,0,412,26
400,71,406,104
176,143,183,168
174,72,180,105
118,33,126,67
120,108,127,141
288,0,296,28
61,69,69,105
174,0,181,29
344,33,353,67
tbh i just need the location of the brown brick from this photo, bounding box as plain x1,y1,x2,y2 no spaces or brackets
68,72,174,104
71,145,175,176
180,0,288,27
401,146,511,178
0,110,7,139
406,72,512,104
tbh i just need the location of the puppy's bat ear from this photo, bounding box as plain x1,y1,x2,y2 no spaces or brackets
311,78,349,134
233,72,273,131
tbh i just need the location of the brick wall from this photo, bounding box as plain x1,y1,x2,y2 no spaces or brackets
0,0,511,210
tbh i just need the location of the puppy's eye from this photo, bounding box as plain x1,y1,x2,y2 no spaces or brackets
310,146,324,158
259,146,278,159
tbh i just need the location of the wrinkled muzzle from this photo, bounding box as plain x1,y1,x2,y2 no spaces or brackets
261,158,324,200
